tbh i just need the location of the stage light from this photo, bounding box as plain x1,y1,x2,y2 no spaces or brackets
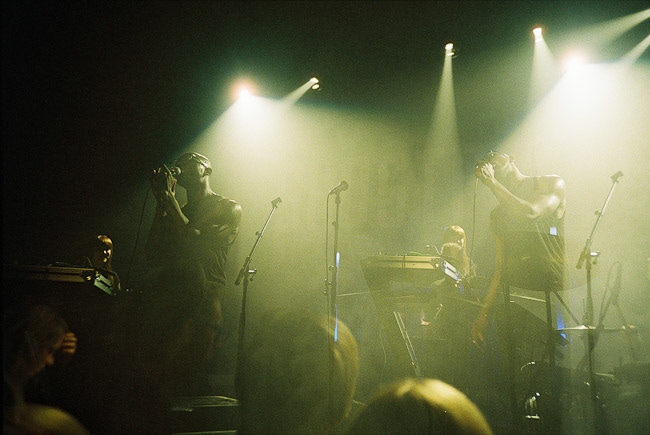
281,77,322,105
231,79,259,103
238,87,252,100
530,25,559,104
445,43,455,57
563,52,587,72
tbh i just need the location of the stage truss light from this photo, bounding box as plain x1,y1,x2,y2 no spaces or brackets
445,43,455,57
310,77,320,90
533,27,544,42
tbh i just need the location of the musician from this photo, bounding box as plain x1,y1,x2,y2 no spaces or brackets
441,225,474,286
145,152,242,325
86,234,121,292
421,225,477,325
420,225,479,387
47,234,120,291
471,150,566,346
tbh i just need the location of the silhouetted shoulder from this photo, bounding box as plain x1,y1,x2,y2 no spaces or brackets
4,404,90,435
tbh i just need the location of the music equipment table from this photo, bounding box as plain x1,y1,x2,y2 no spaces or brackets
361,255,444,377
4,264,121,362
6,264,117,296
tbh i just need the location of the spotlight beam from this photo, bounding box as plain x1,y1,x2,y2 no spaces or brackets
621,33,650,63
282,77,321,105
567,8,650,50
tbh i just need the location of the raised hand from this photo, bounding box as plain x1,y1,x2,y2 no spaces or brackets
150,164,177,203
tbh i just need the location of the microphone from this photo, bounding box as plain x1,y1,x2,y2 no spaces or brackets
610,170,623,182
170,166,182,177
271,197,282,207
328,181,349,195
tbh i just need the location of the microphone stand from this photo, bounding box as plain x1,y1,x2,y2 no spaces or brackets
574,170,622,434
590,264,623,353
235,197,282,359
325,191,343,343
576,172,622,335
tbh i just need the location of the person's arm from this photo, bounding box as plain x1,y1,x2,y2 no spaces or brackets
145,166,191,261
476,163,566,219
471,234,503,349
195,200,242,245
489,176,564,219
150,165,190,233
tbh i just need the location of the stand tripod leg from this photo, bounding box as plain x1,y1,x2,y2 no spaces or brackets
546,292,561,427
553,291,580,325
543,292,559,369
394,311,422,378
503,283,520,429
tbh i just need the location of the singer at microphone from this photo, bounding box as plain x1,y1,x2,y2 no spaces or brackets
470,150,567,350
145,151,242,330
328,181,349,195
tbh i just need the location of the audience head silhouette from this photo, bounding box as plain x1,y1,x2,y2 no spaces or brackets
346,378,493,435
236,308,359,435
3,304,88,435
3,305,70,391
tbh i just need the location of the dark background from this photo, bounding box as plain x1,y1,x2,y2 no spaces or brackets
4,1,649,261
3,1,650,425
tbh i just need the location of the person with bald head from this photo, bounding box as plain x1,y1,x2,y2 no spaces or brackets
471,151,567,432
145,152,242,395
146,152,242,316
471,151,566,346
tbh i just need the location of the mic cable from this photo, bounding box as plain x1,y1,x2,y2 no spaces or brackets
123,186,152,292
468,177,479,267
